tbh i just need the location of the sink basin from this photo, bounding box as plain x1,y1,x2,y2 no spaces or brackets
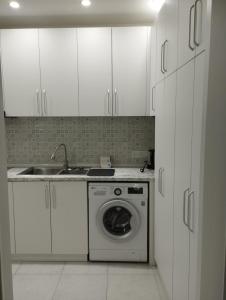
19,167,62,176
58,167,89,175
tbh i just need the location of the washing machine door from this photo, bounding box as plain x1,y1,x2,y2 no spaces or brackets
97,199,141,241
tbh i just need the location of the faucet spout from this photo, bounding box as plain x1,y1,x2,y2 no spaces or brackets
50,143,69,170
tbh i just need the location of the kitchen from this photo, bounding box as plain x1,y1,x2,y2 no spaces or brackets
0,1,226,300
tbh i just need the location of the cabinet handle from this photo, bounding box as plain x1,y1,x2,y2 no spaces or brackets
52,185,57,209
36,89,41,116
152,86,155,112
158,168,162,193
42,89,48,116
161,44,165,74
160,168,165,197
189,4,195,51
114,89,118,115
188,191,195,232
163,40,168,73
107,89,111,115
194,0,202,47
183,188,190,227
45,185,50,209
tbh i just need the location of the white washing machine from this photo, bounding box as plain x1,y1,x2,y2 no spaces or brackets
88,182,148,262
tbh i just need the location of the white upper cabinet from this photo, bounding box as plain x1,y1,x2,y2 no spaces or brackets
112,27,149,116
39,28,79,116
0,29,41,117
156,0,178,83
178,0,206,67
77,28,112,116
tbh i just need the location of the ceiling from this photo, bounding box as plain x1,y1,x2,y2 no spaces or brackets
0,0,156,27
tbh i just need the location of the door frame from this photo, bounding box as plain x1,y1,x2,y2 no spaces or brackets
0,62,13,299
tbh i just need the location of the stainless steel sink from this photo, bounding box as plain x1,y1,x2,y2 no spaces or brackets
58,167,89,175
19,167,63,176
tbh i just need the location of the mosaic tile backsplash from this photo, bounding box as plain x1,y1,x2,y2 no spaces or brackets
5,117,155,167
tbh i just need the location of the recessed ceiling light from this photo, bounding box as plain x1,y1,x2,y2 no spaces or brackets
9,1,20,9
81,0,91,7
148,0,165,13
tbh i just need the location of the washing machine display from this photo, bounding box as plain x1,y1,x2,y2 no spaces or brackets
97,199,141,241
89,182,148,262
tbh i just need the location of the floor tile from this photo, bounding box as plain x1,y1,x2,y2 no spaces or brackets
63,262,108,275
12,263,20,275
107,274,161,300
17,262,64,275
108,263,155,275
53,274,107,300
13,275,60,300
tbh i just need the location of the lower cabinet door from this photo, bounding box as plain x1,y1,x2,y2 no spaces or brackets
13,182,51,254
50,181,88,255
8,183,15,254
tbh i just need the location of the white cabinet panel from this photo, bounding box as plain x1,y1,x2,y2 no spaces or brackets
155,73,176,300
0,29,41,116
8,183,15,254
112,27,148,116
13,182,51,254
173,59,195,300
51,181,88,255
189,52,205,300
39,28,79,116
78,28,112,116
165,0,179,75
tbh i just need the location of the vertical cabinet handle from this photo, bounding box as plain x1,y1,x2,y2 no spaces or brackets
42,89,48,116
158,168,165,197
183,188,190,227
161,44,165,74
158,168,162,193
152,86,156,112
45,185,50,209
107,89,111,115
163,40,168,73
114,89,118,115
52,185,57,209
160,168,165,197
188,191,195,232
189,4,195,51
194,0,202,47
36,89,41,116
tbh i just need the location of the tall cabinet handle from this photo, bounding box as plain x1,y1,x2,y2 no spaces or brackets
114,89,118,115
163,40,168,73
52,185,57,209
42,89,48,116
107,89,111,115
194,0,202,47
183,188,190,227
158,168,162,194
161,44,165,74
189,5,195,51
36,89,41,116
160,168,165,197
45,185,50,209
188,191,195,232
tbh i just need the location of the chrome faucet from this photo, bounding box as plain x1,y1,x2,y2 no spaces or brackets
50,143,69,170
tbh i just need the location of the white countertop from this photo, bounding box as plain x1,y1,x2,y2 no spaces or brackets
8,167,155,182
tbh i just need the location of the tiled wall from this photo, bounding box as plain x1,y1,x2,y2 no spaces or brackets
5,117,155,167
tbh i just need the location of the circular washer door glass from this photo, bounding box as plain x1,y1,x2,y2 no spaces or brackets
103,206,132,236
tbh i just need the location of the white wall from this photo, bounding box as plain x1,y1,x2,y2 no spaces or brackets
200,0,226,299
0,60,13,299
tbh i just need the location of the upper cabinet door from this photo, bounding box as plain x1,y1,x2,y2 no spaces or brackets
112,27,149,116
39,28,79,116
165,0,179,75
77,28,112,116
0,29,41,117
156,5,167,83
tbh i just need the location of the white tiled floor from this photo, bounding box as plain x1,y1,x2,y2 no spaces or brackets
12,262,164,300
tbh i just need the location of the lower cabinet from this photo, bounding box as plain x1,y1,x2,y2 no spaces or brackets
50,181,88,255
8,183,15,254
11,181,88,257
